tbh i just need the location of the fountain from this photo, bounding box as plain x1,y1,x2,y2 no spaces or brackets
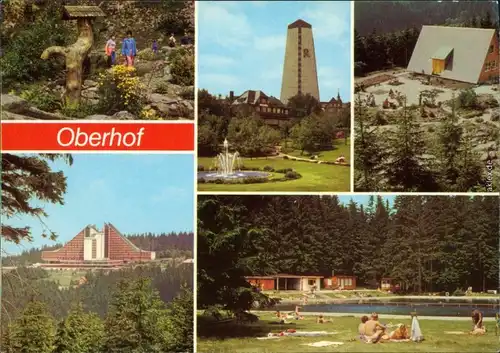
198,138,270,182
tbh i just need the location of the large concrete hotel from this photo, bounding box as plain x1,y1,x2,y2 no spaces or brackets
40,223,155,269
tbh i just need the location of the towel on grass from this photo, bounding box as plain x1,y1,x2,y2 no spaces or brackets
302,341,344,347
444,331,466,335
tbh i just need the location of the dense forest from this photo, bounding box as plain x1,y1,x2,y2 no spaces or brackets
2,232,193,266
354,3,498,76
198,90,350,157
355,1,497,36
1,265,193,352
198,195,499,312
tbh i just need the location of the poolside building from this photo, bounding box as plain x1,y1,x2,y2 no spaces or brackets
246,274,323,291
323,275,357,290
407,26,498,84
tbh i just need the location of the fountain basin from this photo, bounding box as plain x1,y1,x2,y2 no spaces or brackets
198,171,270,181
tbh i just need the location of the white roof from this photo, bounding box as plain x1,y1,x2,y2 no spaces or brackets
407,26,495,83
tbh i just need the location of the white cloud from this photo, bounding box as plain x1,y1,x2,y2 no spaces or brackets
200,54,236,68
198,2,252,47
254,34,286,51
300,2,350,43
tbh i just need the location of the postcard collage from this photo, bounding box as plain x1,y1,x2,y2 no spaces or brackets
0,1,499,352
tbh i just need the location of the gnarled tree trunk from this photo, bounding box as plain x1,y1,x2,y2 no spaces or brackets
41,18,94,106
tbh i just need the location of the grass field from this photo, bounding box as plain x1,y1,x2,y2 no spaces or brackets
47,270,86,288
197,157,350,192
286,140,351,163
197,313,499,353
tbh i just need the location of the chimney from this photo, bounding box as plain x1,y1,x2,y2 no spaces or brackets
229,91,234,100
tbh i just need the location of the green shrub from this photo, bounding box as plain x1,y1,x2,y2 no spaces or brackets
169,47,194,86
263,166,274,172
242,177,267,184
154,82,170,94
198,178,206,184
1,7,72,89
198,165,205,171
275,168,293,174
179,87,194,100
96,65,145,115
458,88,478,109
285,171,301,180
137,48,157,61
18,85,61,112
492,110,500,122
60,101,98,119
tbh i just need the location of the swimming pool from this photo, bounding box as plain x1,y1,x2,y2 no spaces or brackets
274,299,500,317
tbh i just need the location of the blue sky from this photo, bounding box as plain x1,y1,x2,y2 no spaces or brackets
3,154,194,255
339,195,394,208
198,1,351,102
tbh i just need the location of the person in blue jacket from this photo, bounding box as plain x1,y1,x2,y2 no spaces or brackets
121,30,137,67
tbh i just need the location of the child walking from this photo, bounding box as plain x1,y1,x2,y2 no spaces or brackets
105,35,116,67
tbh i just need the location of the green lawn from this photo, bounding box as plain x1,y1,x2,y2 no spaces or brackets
286,140,351,163
197,313,499,353
47,270,87,288
197,157,350,192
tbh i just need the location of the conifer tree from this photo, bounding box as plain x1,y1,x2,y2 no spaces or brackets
436,94,463,190
354,94,385,190
1,153,72,243
8,301,56,353
385,97,435,191
53,302,104,353
161,286,194,352
104,278,169,353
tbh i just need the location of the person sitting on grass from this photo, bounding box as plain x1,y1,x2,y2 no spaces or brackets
316,314,331,324
358,315,369,341
289,306,304,320
364,313,386,343
470,310,486,335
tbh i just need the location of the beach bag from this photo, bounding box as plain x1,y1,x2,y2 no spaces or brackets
410,316,424,342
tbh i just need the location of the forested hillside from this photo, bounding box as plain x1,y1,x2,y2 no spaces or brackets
355,1,497,36
198,195,498,298
1,265,193,352
354,1,498,76
2,232,193,266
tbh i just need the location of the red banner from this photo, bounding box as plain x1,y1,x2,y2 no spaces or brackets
0,122,194,151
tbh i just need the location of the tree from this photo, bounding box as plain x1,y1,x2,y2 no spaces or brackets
162,286,194,352
479,11,493,29
197,196,271,313
8,301,56,353
226,116,280,157
436,94,463,189
291,114,332,154
385,97,436,191
104,278,171,353
287,93,322,117
1,153,73,243
53,302,104,353
354,29,367,76
354,94,385,191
